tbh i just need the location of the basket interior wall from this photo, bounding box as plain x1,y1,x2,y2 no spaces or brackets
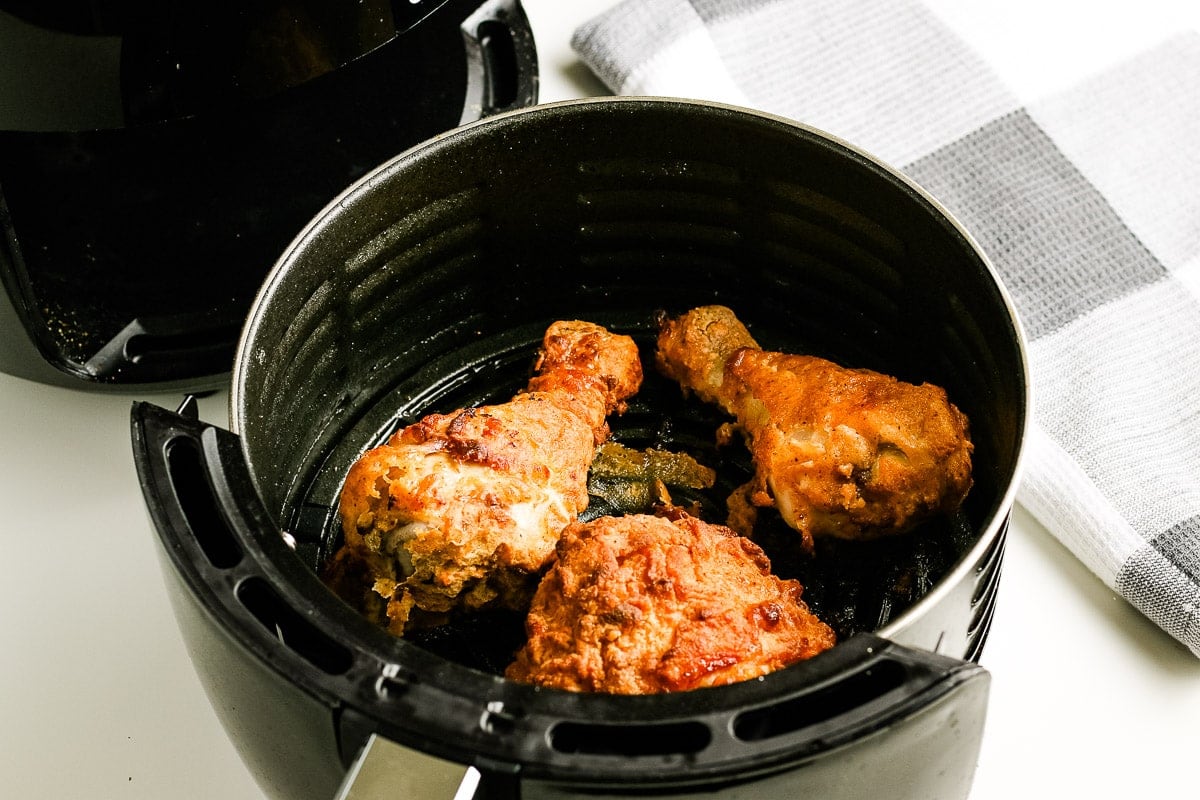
234,102,1026,619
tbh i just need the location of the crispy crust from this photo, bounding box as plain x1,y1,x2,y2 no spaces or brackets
656,305,973,550
324,321,643,634
506,511,836,694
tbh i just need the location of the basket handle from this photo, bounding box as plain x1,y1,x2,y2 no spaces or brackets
459,0,539,123
336,735,517,800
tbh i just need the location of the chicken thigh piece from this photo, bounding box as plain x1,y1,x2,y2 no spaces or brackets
324,320,643,634
656,305,973,551
505,510,836,694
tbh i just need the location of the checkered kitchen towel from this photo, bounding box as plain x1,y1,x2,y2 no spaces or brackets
573,0,1200,656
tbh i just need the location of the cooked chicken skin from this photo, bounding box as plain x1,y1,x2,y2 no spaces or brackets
505,511,836,693
324,321,642,634
656,305,973,550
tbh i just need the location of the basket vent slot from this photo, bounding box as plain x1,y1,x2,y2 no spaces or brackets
166,436,242,569
236,576,353,675
549,720,711,757
732,657,907,742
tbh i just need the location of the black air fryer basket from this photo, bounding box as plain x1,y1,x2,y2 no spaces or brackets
133,98,1029,799
0,0,537,390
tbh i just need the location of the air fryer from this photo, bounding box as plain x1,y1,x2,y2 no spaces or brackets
132,98,1029,799
0,0,537,390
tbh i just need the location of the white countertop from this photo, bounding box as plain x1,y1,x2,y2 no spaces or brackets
3,2,1199,798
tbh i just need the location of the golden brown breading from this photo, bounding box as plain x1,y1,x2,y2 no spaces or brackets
505,511,836,694
656,305,973,551
324,321,642,634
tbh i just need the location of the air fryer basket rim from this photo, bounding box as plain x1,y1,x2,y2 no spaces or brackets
228,95,1031,652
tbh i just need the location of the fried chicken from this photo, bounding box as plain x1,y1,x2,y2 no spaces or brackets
505,511,836,693
656,305,973,551
324,320,642,634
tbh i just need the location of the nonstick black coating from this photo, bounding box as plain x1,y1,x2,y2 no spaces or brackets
0,0,536,388
232,97,1026,673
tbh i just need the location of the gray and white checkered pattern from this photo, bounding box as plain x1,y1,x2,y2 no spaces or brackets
573,0,1200,656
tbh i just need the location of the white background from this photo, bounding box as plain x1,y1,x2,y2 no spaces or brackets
3,1,1200,798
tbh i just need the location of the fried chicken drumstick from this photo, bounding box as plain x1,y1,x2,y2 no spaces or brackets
656,305,973,551
506,510,836,693
324,320,642,634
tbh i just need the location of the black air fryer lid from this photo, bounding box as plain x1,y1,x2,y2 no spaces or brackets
0,0,537,390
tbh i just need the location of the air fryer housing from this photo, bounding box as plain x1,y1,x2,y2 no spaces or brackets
133,99,1029,799
0,0,537,390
